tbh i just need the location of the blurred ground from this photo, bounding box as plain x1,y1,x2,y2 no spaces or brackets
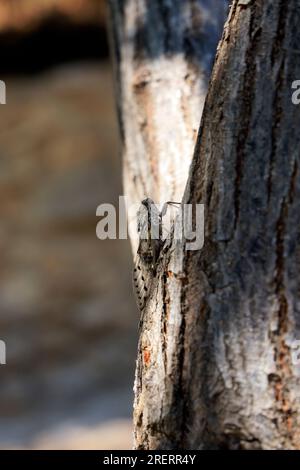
0,63,137,449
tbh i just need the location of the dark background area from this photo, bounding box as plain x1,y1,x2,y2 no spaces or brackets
0,0,109,74
0,17,109,75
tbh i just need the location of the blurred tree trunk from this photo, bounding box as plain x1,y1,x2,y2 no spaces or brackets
109,0,300,450
108,0,228,252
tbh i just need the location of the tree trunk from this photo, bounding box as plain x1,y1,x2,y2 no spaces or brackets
108,0,228,252
109,0,300,450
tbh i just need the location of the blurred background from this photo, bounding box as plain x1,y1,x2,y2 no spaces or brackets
0,0,137,449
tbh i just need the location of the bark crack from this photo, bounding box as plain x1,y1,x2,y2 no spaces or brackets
269,187,294,445
234,3,259,229
267,0,288,202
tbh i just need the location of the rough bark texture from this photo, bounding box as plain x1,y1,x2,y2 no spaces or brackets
110,0,300,450
179,0,300,449
108,0,228,252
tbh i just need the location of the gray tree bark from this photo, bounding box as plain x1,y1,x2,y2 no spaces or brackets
109,0,300,450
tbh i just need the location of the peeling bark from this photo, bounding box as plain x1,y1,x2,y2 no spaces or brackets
109,0,300,450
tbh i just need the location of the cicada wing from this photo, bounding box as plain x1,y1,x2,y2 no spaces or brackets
133,255,153,312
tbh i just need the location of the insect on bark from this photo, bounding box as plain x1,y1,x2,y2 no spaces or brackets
133,198,180,312
133,198,162,311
